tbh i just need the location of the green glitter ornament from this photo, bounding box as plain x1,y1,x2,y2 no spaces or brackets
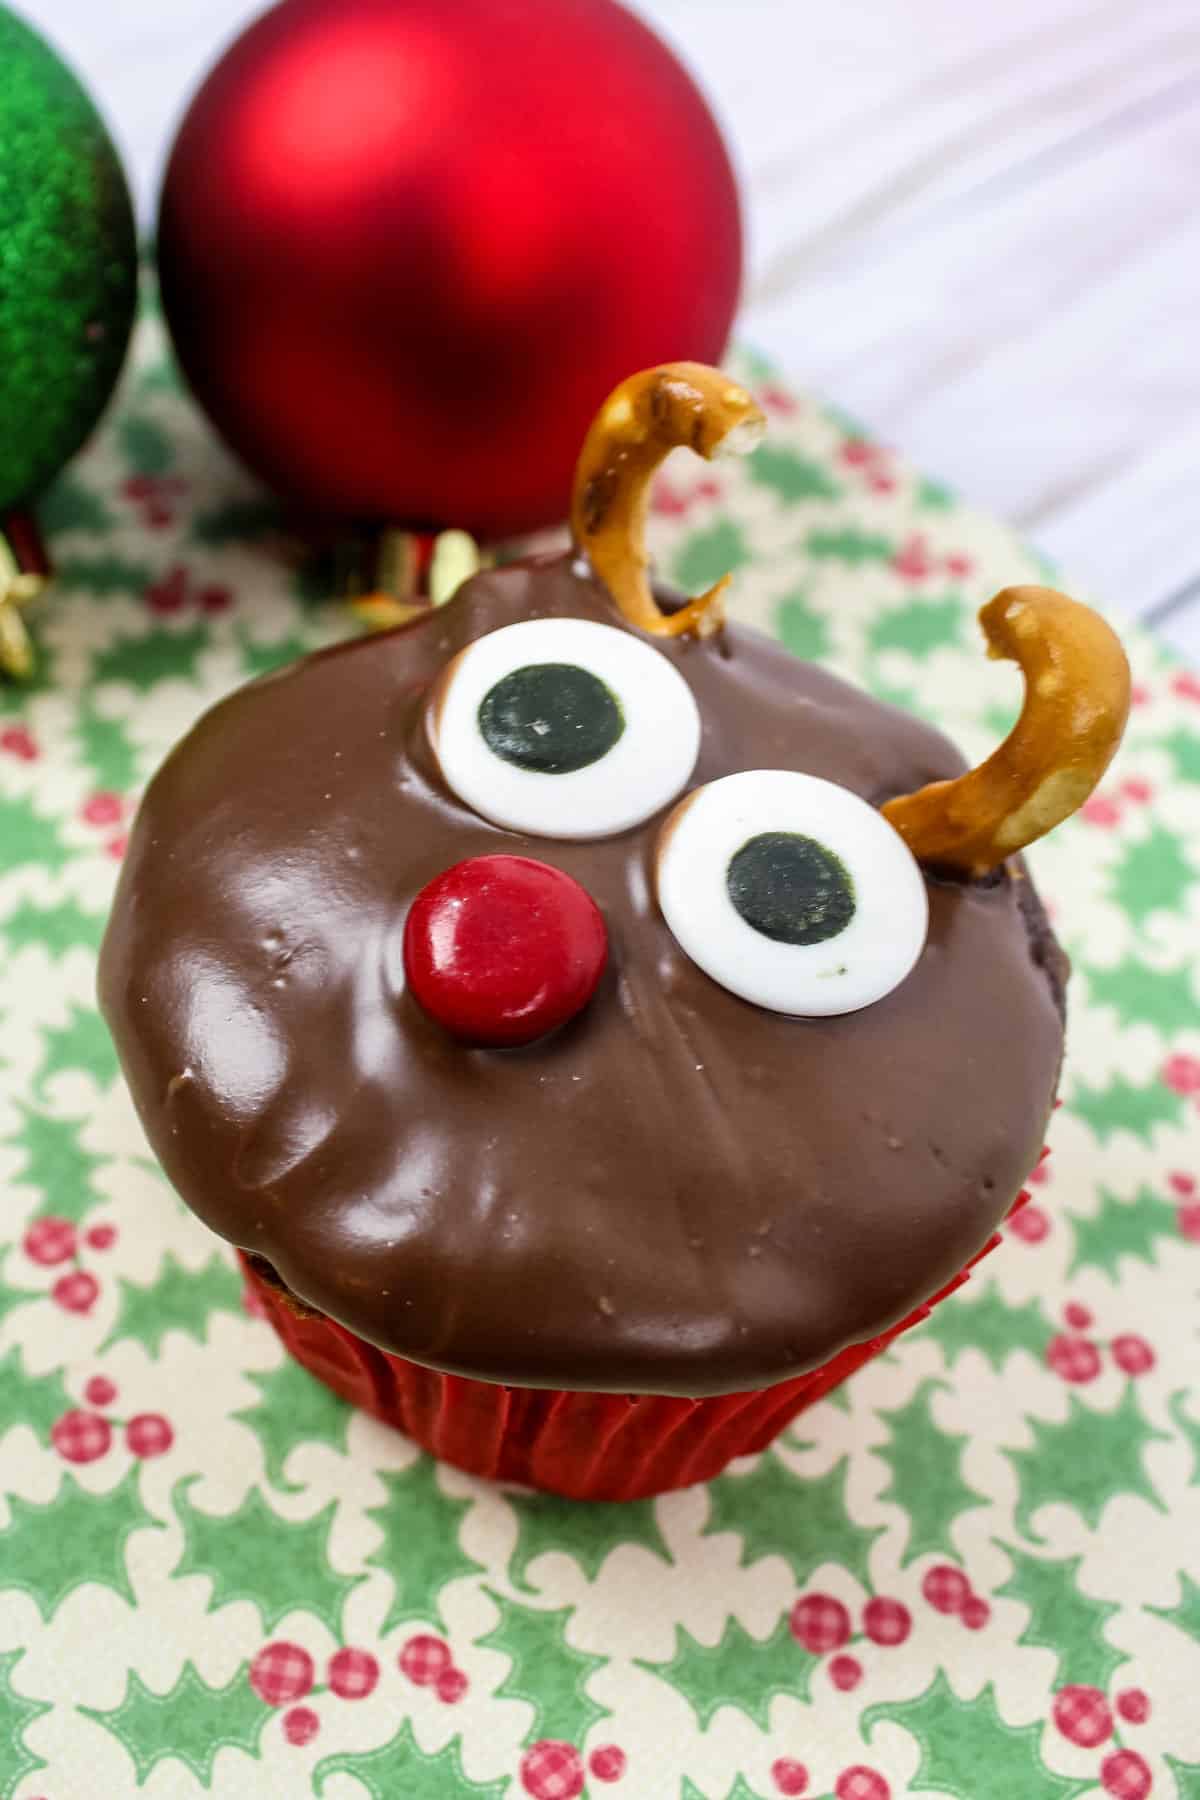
0,3,137,674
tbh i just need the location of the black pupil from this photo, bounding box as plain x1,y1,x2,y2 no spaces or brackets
726,831,856,946
478,662,624,774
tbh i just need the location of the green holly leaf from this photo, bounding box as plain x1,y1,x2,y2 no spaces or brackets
38,1002,118,1096
1068,1186,1182,1278
233,1354,352,1492
1007,1385,1168,1541
917,1282,1049,1373
673,519,749,593
0,1344,72,1445
876,1380,987,1565
865,670,919,714
1163,727,1200,786
1149,1569,1200,1645
92,624,209,693
0,792,68,872
0,1468,160,1619
863,1670,1090,1799
637,1614,806,1733
191,495,284,544
506,1490,672,1594
366,1457,484,1636
775,590,831,663
2,895,103,954
478,1588,609,1745
1069,1072,1184,1145
0,1648,49,1799
38,472,115,535
54,554,154,596
119,414,173,476
681,1779,767,1800
1112,825,1194,925
103,1250,242,1354
1169,1390,1200,1485
1086,958,1200,1036
76,703,140,796
81,1663,269,1788
237,632,320,682
172,1479,360,1635
868,595,964,658
916,476,954,510
314,1720,508,1800
994,1541,1124,1688
806,526,893,564
7,1105,105,1219
747,445,840,504
704,1452,881,1592
1166,1753,1200,1799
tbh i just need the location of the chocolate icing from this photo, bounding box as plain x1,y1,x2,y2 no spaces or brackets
99,554,1066,1396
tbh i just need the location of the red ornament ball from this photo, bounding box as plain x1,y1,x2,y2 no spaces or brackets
157,0,742,538
404,855,607,1047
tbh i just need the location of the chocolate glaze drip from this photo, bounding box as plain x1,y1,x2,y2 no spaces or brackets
99,554,1066,1396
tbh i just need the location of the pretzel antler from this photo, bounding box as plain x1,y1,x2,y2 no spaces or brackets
883,585,1131,875
571,363,765,638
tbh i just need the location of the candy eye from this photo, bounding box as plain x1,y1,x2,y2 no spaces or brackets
428,617,701,839
656,770,928,1016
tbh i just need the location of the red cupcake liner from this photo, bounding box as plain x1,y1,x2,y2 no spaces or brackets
240,1190,1021,1500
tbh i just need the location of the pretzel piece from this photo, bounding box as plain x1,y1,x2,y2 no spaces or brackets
571,363,765,638
882,585,1131,875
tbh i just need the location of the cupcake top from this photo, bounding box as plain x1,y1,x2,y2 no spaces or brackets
99,365,1129,1397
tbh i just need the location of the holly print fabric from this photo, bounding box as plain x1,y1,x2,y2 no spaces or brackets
2,304,1199,1799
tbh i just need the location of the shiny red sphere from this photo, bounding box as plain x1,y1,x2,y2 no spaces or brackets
157,0,742,538
403,854,607,1046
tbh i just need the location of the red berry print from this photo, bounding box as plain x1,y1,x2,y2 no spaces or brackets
863,1596,912,1646
436,1666,468,1704
589,1746,627,1784
51,1409,112,1464
1112,1334,1155,1376
126,1414,174,1458
760,384,798,416
772,1760,809,1796
82,790,123,827
105,833,129,861
24,1217,76,1265
830,1653,863,1691
1179,1202,1200,1243
199,583,233,614
52,1269,99,1314
790,1593,852,1653
945,552,973,578
146,566,188,613
840,439,874,467
835,1768,890,1800
1121,777,1152,804
327,1646,379,1700
1116,1688,1151,1725
695,477,722,503
1047,1334,1102,1383
0,724,38,760
398,1634,451,1686
1080,793,1122,827
891,534,934,582
869,471,896,494
283,1705,320,1746
650,478,688,518
1026,1157,1051,1186
1009,1203,1049,1243
1168,1171,1196,1197
250,1641,315,1706
84,1375,117,1408
1162,1053,1200,1096
921,1565,971,1615
961,1595,990,1631
1171,670,1200,703
1063,1302,1093,1330
84,1222,118,1251
1100,1748,1152,1800
1053,1684,1113,1748
520,1740,585,1800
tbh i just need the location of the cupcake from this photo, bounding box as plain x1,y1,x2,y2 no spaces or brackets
98,364,1129,1500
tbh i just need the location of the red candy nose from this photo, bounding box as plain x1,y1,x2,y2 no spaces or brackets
403,854,608,1047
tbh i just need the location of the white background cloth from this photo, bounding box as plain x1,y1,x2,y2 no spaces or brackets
30,0,1200,661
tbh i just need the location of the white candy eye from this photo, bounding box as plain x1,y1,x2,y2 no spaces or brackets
427,617,701,839
657,770,928,1016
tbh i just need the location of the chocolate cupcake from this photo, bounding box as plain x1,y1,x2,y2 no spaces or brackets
99,365,1130,1500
